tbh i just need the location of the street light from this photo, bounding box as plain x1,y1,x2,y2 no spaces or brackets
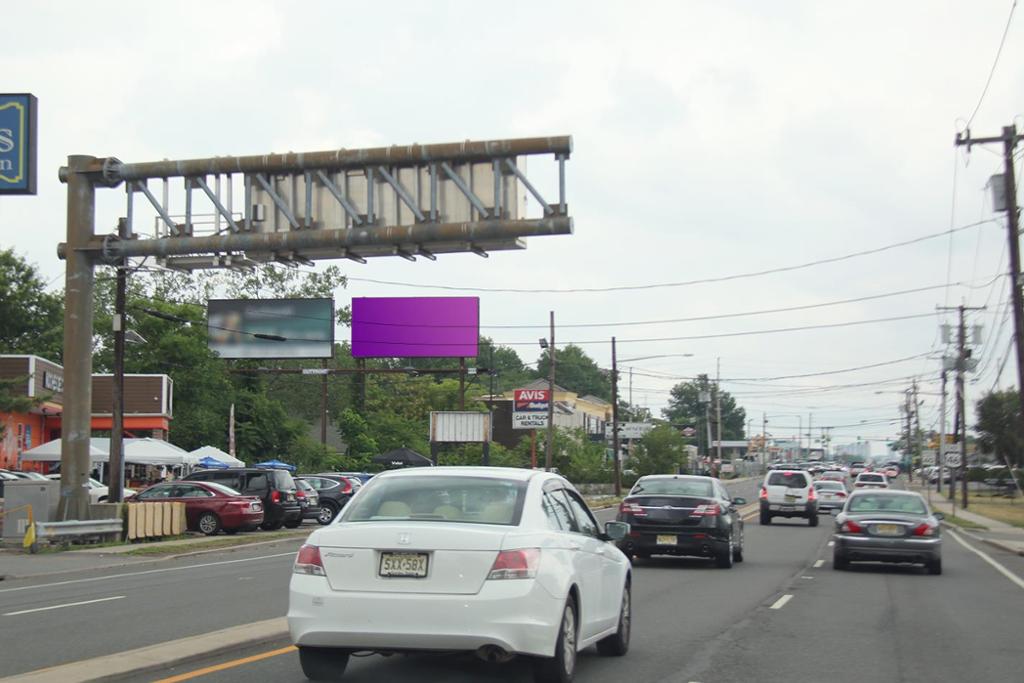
767,413,803,461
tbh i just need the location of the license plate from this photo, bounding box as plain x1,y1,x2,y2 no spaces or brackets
379,552,429,577
785,495,798,502
656,534,677,545
874,524,902,536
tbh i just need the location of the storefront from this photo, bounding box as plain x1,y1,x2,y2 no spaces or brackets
0,355,173,470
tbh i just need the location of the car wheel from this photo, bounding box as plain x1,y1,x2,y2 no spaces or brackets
298,646,349,681
197,512,221,536
715,536,735,569
597,580,631,656
318,503,339,525
833,550,848,570
760,510,771,525
808,513,819,527
928,558,943,575
533,595,578,683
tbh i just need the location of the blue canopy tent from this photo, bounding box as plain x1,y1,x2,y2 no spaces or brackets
254,459,297,472
197,456,229,469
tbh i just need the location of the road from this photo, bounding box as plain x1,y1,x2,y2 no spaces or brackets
3,476,1024,682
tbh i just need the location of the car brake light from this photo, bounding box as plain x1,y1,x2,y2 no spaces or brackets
841,520,864,534
836,491,847,498
296,490,306,500
912,523,938,537
691,504,721,517
341,479,352,495
294,544,326,576
271,490,281,503
619,501,646,517
807,487,817,502
487,548,540,580
759,486,768,501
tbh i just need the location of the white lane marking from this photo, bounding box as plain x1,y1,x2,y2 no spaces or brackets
0,552,296,595
827,541,835,547
770,594,793,610
947,529,1024,592
814,559,825,568
4,595,125,616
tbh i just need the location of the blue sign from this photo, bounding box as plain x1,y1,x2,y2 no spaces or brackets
0,94,37,195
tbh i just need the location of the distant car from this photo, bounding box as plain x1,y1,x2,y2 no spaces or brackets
813,480,849,512
288,466,632,681
303,474,360,524
0,470,18,498
126,480,264,535
615,474,746,567
854,472,889,489
43,474,136,503
818,471,851,490
833,490,942,574
329,471,374,485
185,467,301,530
760,469,818,526
294,477,322,523
883,465,900,478
1,470,48,481
849,462,868,478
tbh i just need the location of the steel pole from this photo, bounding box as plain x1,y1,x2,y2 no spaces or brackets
938,371,946,494
1000,126,1024,452
612,337,621,496
59,156,99,520
109,218,128,503
545,311,555,472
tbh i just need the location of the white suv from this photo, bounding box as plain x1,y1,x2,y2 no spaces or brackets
759,469,818,526
853,472,889,489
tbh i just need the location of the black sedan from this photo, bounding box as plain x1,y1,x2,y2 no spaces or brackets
833,490,943,574
616,474,746,568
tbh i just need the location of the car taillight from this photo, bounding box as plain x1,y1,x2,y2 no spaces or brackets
691,504,721,517
271,490,281,503
836,491,847,498
807,487,817,502
341,479,352,495
294,544,325,576
296,490,306,500
759,486,768,500
487,548,540,580
913,523,938,537
619,501,646,517
841,520,864,534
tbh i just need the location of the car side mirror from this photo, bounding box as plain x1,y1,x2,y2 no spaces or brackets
933,512,945,521
604,521,630,542
732,497,747,506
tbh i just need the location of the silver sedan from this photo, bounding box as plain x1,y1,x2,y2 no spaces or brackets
833,490,943,574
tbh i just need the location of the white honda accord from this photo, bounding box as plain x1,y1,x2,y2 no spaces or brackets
288,466,633,682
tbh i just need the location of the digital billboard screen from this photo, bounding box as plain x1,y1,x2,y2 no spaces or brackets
207,298,334,359
351,297,479,358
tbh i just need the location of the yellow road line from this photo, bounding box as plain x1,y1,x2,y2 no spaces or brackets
151,645,297,683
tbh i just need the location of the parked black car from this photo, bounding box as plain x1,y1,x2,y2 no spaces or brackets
185,467,301,530
300,473,359,524
616,474,746,568
294,477,321,522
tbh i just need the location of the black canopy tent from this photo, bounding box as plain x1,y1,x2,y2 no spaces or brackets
372,447,434,469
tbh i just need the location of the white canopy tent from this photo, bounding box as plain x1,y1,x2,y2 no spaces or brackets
21,438,200,466
189,445,244,467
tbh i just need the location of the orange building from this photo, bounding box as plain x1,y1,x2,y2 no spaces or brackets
0,355,173,470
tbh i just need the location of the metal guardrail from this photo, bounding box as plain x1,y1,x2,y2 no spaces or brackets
35,519,123,540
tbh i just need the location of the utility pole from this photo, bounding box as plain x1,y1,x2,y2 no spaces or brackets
807,412,813,457
484,345,494,466
955,124,1024,448
912,380,921,484
715,358,722,467
903,388,913,482
611,337,621,496
108,217,129,504
762,412,768,467
939,304,985,508
545,311,555,472
938,370,946,494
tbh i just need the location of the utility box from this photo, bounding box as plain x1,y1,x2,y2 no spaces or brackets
1,479,60,543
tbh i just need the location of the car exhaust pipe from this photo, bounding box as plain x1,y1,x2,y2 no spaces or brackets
476,645,514,663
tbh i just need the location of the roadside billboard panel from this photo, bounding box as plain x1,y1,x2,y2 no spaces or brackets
351,297,479,358
0,94,37,195
208,298,334,359
513,412,549,430
430,411,490,443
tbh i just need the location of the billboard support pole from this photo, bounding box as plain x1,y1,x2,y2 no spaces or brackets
320,358,328,446
531,430,537,469
459,357,466,410
109,217,128,503
545,311,555,472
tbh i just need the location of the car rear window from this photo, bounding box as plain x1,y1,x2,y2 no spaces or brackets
343,476,527,526
768,472,809,488
271,470,296,491
204,482,242,496
860,474,884,481
849,494,927,515
630,478,713,497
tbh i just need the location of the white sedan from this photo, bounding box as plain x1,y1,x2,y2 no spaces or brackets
44,475,135,503
288,467,633,682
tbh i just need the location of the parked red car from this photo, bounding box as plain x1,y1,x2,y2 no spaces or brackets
126,480,264,535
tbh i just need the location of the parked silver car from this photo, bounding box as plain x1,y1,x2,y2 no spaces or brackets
833,490,943,574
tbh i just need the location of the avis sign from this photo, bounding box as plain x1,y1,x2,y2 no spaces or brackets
513,388,549,430
0,94,37,195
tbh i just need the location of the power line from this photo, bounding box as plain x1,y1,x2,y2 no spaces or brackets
346,219,996,294
622,352,933,383
966,0,1019,128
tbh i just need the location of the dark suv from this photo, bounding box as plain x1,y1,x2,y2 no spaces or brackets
185,468,301,530
298,474,359,524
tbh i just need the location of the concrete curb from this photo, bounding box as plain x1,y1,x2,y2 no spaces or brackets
941,522,1024,557
0,617,289,683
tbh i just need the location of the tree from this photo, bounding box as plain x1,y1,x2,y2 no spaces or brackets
974,390,1024,467
537,344,611,400
0,376,42,441
662,375,746,440
0,249,64,361
632,425,689,476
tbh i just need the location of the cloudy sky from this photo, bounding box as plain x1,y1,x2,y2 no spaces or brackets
3,1,1022,454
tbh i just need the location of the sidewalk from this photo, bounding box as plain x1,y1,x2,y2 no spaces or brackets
909,481,1024,557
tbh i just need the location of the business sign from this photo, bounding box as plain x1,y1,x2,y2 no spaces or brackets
351,297,479,358
208,298,334,359
430,411,490,443
606,422,655,440
944,450,962,468
513,388,549,430
0,94,37,195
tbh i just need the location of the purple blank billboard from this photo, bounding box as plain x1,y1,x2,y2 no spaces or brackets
351,297,480,358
